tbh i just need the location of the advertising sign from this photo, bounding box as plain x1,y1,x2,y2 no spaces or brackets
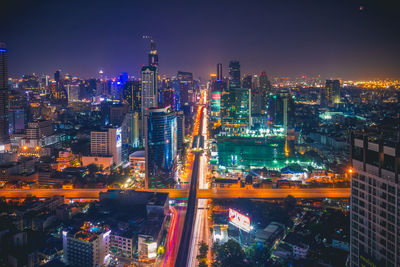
116,128,122,148
229,208,251,232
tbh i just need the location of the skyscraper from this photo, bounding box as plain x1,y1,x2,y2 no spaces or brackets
176,71,194,108
148,40,159,68
228,61,241,89
221,88,251,134
350,133,400,267
0,43,9,143
324,79,341,107
54,69,61,82
145,107,177,188
268,90,294,131
217,63,223,81
141,66,158,114
242,75,252,89
123,80,141,113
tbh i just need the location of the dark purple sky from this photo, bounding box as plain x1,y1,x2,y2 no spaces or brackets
1,0,400,80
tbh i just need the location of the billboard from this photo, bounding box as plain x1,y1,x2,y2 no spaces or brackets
229,208,251,232
211,91,221,112
116,128,122,148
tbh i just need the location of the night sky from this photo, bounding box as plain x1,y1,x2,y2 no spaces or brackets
1,0,400,80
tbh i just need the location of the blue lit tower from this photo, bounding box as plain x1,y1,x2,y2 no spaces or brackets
0,43,9,143
145,106,177,188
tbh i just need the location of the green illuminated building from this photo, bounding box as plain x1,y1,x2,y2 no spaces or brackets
221,88,251,134
216,135,286,170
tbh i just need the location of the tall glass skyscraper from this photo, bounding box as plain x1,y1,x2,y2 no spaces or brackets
145,106,177,188
228,60,241,89
0,43,9,144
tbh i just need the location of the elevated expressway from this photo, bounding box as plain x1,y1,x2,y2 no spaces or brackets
0,188,351,199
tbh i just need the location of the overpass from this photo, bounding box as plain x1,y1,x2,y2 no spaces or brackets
0,188,350,199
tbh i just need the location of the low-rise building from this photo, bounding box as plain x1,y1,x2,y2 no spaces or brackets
62,222,111,267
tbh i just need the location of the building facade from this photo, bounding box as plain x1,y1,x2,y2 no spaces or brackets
0,43,9,144
350,133,400,267
145,107,177,188
63,222,111,267
91,127,122,165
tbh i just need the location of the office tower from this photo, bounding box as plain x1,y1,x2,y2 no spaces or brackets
176,71,194,108
141,66,158,114
176,111,185,153
145,107,177,188
66,84,79,102
0,43,9,144
228,61,241,89
91,126,122,165
120,72,128,83
109,104,127,125
54,70,61,82
26,120,54,139
259,71,271,92
172,79,181,111
242,75,252,89
160,87,176,110
123,80,141,113
350,133,400,267
122,112,140,148
62,222,110,267
210,90,222,120
259,71,271,110
111,80,123,101
217,63,223,81
268,90,294,131
148,40,159,68
324,79,341,107
221,88,250,134
251,87,263,116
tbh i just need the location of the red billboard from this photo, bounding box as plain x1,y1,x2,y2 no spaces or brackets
229,208,251,232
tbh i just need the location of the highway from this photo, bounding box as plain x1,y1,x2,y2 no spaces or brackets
190,96,211,267
0,188,351,199
174,104,204,267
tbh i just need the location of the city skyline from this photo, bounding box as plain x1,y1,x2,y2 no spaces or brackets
1,0,400,80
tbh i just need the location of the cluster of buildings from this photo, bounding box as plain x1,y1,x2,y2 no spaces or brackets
0,190,169,266
0,40,194,189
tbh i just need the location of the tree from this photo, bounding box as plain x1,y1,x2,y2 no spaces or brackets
246,244,270,266
212,239,250,267
284,195,297,212
87,163,98,176
199,241,209,258
197,241,209,266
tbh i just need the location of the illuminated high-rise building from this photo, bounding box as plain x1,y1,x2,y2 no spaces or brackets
268,90,294,131
177,71,194,107
123,80,141,113
228,61,241,89
54,69,61,82
145,107,177,188
350,133,400,267
221,88,250,134
242,75,252,89
141,66,158,113
324,79,341,107
91,126,122,165
217,63,223,81
0,42,9,143
148,40,159,68
160,87,176,110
